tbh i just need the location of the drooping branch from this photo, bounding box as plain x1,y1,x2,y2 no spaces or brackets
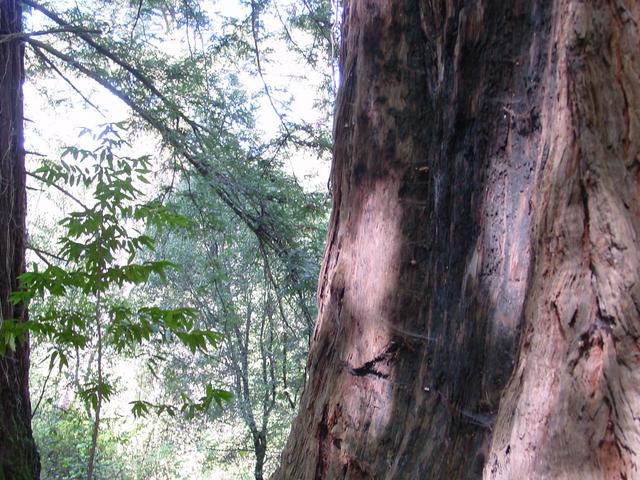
21,0,208,135
26,38,286,253
29,46,105,116
249,0,291,137
21,1,329,286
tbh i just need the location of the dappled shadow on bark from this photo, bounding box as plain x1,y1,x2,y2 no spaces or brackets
307,3,548,478
275,1,640,478
273,1,550,478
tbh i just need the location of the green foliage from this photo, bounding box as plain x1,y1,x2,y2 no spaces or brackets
21,0,337,476
138,168,327,476
34,405,128,480
130,384,233,419
11,123,229,418
32,399,193,480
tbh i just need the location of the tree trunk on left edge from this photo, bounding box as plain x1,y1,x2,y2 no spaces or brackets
0,1,40,479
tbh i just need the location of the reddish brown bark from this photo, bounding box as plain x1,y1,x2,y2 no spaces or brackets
487,1,640,477
0,1,40,478
274,0,640,478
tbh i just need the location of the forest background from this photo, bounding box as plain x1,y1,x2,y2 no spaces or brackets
10,0,337,478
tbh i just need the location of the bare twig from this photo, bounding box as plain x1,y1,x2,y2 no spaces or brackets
30,45,105,116
25,150,46,157
27,170,89,210
30,360,55,418
27,243,67,266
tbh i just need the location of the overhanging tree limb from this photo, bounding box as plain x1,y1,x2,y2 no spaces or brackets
22,1,326,274
0,27,101,44
21,0,209,135
26,37,285,252
30,45,105,116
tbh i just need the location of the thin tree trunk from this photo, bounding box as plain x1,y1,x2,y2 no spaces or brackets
254,432,266,480
274,0,640,478
87,291,103,480
0,1,40,478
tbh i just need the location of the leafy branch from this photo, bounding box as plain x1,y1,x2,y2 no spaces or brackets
4,122,231,475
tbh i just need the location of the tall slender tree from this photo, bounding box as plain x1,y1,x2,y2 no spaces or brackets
275,1,640,478
0,0,40,478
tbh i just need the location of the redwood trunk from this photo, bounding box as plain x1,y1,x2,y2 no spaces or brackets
274,1,640,478
0,1,40,478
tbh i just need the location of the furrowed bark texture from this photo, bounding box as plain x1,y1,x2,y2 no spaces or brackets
274,0,640,479
0,1,40,479
487,1,640,478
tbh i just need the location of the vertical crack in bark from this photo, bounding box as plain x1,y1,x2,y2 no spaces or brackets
315,405,330,480
579,174,595,277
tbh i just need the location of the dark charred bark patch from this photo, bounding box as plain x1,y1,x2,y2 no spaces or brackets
347,341,398,379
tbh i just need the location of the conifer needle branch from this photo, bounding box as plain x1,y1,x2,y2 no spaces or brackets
24,38,205,172
25,39,285,255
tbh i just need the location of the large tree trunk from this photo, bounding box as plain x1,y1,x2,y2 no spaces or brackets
0,1,40,478
274,0,640,478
